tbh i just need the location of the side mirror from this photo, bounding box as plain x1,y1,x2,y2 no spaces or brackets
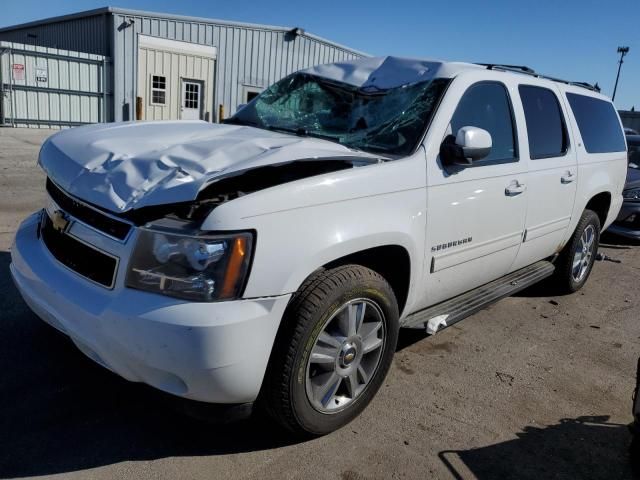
237,103,247,111
440,126,492,166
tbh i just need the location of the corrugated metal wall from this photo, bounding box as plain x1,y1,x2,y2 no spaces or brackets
0,14,110,56
0,41,110,128
0,9,365,125
111,11,363,122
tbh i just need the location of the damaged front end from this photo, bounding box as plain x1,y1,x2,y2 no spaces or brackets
43,155,382,234
42,154,379,301
117,156,381,226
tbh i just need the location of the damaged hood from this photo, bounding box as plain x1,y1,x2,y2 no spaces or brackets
40,120,377,213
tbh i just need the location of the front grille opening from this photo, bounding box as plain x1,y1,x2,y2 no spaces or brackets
46,179,132,241
41,213,118,288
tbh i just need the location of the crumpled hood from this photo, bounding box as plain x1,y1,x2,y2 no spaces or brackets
40,120,373,213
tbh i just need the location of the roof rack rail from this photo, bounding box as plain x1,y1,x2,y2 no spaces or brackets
479,63,536,74
569,81,601,93
475,63,601,93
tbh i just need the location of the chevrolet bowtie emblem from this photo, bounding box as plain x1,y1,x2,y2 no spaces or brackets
51,210,70,233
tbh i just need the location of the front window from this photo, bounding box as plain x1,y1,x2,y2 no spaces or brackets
227,73,450,156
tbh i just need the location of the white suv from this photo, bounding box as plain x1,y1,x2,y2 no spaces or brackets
10,56,628,435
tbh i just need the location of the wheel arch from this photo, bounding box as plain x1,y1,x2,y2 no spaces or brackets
584,191,612,229
322,245,412,316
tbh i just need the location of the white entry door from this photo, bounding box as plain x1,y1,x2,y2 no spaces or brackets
181,80,203,120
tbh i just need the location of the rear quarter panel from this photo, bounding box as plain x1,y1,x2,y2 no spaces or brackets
559,85,627,239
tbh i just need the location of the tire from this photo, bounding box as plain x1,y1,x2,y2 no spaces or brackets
261,264,399,436
553,209,601,293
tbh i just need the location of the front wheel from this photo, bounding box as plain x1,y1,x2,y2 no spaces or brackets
553,209,601,293
261,265,399,436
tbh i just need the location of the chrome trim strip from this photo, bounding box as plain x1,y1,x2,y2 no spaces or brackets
47,179,135,243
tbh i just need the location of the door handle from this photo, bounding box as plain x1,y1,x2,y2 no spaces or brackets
561,171,575,184
505,180,526,196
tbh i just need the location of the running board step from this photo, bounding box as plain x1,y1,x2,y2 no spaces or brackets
402,260,555,334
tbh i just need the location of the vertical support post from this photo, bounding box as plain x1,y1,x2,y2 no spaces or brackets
0,48,5,125
612,46,629,103
9,47,15,127
102,57,108,122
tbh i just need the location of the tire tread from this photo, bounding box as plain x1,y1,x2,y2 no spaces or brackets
261,265,396,435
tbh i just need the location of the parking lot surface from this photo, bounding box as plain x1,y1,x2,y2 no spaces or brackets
1,127,639,480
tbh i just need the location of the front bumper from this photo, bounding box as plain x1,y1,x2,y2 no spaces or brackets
607,201,640,240
10,212,291,404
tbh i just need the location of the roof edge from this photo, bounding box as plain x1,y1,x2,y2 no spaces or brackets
0,6,369,56
0,7,111,32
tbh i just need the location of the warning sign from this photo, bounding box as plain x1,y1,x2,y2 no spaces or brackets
36,66,48,83
12,64,25,81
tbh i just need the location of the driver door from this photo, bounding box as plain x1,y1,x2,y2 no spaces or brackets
420,77,528,308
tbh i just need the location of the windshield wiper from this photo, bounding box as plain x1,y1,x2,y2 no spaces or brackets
222,117,258,127
266,125,340,144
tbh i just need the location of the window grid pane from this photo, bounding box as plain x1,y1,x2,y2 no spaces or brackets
184,83,200,109
151,75,167,105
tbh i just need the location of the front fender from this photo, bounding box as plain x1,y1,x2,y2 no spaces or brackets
201,153,427,309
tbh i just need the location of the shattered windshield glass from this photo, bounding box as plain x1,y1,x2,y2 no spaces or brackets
227,74,450,156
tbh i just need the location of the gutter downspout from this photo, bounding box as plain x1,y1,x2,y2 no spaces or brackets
9,47,15,127
0,47,5,125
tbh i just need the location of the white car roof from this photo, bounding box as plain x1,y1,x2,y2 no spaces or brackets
299,56,481,90
299,56,606,100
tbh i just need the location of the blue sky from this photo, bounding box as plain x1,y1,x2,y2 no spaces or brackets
2,0,638,109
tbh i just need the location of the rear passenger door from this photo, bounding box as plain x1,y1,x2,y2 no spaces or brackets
511,84,578,270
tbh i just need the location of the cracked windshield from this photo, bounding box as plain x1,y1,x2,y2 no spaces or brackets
228,74,449,156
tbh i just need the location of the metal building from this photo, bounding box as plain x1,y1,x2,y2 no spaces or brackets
0,7,364,127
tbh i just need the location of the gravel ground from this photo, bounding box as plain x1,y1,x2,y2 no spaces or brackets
1,127,639,480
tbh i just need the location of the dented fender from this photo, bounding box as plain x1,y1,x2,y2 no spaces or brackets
201,150,429,315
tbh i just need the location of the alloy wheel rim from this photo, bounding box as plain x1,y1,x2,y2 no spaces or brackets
305,298,386,414
572,224,596,282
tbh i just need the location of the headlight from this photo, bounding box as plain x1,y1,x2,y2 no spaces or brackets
126,228,254,301
623,188,640,201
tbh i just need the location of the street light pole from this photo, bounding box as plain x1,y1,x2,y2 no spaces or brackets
612,46,629,103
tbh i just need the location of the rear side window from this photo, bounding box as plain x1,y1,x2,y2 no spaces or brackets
566,93,626,153
450,82,517,164
519,85,568,159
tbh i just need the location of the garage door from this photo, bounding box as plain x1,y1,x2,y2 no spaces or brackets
137,35,216,122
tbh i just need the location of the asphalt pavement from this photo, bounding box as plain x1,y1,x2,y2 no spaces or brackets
1,127,638,479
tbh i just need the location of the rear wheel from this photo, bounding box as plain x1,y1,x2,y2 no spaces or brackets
553,209,601,293
261,265,399,436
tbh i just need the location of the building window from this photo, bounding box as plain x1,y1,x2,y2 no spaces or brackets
243,86,263,105
184,82,200,109
151,75,166,105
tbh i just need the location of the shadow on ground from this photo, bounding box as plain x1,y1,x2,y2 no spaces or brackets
0,251,299,478
601,232,640,247
439,415,638,480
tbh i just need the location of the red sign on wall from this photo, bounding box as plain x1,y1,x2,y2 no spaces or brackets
12,64,25,81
